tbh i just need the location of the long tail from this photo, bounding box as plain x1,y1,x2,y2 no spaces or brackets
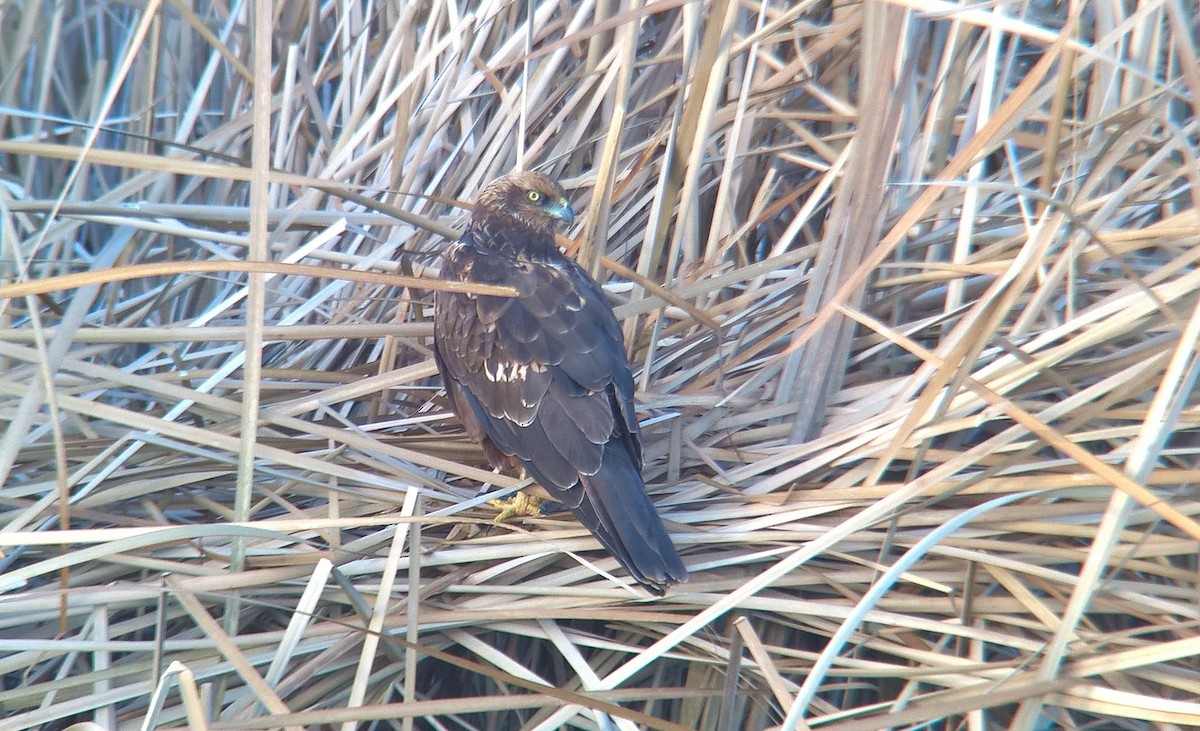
570,441,688,594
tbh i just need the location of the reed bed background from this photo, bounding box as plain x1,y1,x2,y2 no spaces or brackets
2,0,1199,729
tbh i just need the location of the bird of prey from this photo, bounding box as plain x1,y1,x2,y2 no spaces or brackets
433,170,687,594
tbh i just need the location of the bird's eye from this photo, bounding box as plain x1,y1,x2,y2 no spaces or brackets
526,190,542,203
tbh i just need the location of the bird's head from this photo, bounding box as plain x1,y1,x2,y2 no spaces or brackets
472,171,575,237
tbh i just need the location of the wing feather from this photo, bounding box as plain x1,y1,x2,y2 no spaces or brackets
539,389,609,471
434,242,639,500
434,213,684,592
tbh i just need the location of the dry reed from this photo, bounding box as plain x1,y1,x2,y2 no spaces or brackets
1,1,1198,729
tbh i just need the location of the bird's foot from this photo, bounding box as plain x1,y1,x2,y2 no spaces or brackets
488,491,544,524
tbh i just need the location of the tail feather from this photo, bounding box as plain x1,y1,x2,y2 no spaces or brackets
570,442,687,594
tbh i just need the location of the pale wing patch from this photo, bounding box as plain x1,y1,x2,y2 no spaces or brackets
484,359,546,383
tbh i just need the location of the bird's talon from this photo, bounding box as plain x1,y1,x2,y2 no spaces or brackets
488,492,544,524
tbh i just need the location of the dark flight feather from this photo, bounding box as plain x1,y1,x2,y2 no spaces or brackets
432,171,687,594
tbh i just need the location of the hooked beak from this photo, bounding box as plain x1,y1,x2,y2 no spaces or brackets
546,197,575,227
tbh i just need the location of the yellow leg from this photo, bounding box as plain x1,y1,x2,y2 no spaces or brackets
488,491,544,523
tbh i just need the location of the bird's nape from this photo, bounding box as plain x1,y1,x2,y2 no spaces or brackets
472,170,575,237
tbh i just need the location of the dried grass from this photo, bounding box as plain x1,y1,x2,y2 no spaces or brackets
2,1,1199,729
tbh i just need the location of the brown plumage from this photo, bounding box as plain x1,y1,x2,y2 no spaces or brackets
432,171,687,594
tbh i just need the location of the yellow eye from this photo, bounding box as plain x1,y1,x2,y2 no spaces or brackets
526,190,542,203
